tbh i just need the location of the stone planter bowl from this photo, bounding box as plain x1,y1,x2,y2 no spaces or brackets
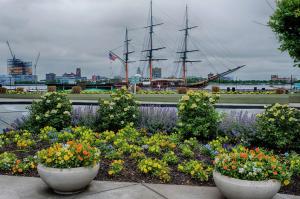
213,171,281,199
38,163,100,194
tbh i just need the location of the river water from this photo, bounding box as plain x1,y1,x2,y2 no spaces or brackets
3,83,293,91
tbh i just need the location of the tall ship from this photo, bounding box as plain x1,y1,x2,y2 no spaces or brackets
110,0,245,89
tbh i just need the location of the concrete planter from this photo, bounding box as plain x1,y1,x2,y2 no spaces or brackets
37,163,100,194
213,171,281,199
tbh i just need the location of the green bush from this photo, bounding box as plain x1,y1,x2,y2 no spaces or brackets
26,92,72,132
177,91,220,140
177,87,188,94
254,103,300,151
71,86,82,94
212,86,220,93
96,87,139,131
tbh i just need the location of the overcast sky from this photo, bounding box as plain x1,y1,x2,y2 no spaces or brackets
0,0,299,80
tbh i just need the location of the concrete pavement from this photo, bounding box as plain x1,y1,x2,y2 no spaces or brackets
0,175,299,199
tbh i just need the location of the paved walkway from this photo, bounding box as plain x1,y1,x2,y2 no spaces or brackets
0,175,299,199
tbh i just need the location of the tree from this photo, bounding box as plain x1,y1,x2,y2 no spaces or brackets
269,0,300,67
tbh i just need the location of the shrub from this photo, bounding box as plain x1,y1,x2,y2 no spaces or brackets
212,86,220,93
16,87,24,92
0,87,7,94
37,140,100,168
96,87,139,131
26,92,72,132
47,86,56,92
71,86,82,94
177,87,188,94
254,103,300,151
177,91,221,140
214,146,291,185
275,88,285,94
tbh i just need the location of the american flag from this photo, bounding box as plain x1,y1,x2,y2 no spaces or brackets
109,52,117,61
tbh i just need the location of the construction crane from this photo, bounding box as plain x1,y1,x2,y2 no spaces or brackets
33,52,40,90
6,41,16,60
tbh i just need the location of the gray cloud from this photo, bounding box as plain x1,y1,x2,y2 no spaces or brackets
0,0,299,80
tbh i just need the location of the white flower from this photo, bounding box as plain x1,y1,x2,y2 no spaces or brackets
56,103,62,108
45,113,49,118
133,114,136,118
46,100,51,103
110,106,113,110
109,115,114,118
121,121,124,124
124,108,128,112
238,168,245,173
35,116,40,120
51,109,58,114
63,111,71,116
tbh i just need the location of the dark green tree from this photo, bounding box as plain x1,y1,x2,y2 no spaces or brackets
269,0,300,67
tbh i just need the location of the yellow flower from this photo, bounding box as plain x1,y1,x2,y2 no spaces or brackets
108,170,114,175
182,95,190,101
283,180,290,186
64,155,70,161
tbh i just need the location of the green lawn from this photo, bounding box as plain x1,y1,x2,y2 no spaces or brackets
1,93,299,104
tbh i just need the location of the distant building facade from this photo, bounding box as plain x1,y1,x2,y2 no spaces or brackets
55,76,76,84
14,75,37,82
152,67,162,79
76,68,81,78
0,75,15,85
46,73,56,82
271,75,297,83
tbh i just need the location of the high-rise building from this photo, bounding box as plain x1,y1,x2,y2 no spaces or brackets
136,67,142,75
152,67,162,79
76,68,81,78
7,59,32,76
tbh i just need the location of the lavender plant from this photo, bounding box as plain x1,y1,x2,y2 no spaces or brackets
72,106,98,129
218,110,257,144
138,106,177,134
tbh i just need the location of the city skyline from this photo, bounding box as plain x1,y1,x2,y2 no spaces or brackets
0,0,299,80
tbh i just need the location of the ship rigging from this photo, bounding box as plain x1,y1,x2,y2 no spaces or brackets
108,0,245,88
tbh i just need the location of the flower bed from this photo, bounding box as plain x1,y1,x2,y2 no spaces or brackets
0,126,299,195
1,89,299,196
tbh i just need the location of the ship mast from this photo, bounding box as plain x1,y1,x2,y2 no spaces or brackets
124,27,134,86
176,5,201,86
141,0,167,82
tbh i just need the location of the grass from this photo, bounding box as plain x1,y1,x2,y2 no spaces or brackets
0,93,299,104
